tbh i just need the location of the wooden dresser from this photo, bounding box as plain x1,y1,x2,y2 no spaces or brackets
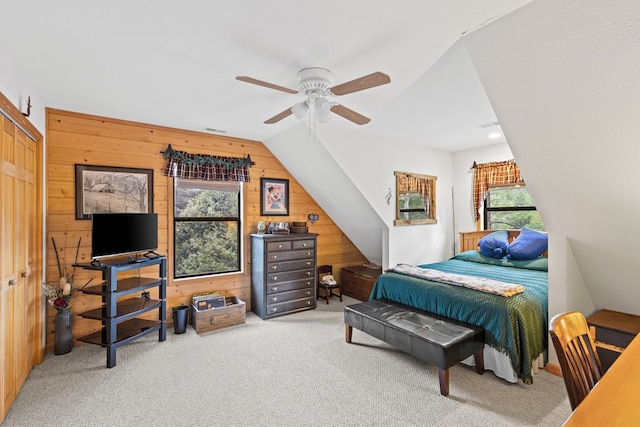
250,233,318,319
586,308,640,371
341,265,383,301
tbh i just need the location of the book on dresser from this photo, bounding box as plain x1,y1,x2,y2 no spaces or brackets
250,233,318,319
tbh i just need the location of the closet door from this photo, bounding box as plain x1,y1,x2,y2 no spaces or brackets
1,112,41,422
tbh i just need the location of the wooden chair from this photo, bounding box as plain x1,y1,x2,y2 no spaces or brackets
317,265,342,305
549,311,604,411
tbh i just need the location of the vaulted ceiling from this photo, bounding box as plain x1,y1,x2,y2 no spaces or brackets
0,0,530,151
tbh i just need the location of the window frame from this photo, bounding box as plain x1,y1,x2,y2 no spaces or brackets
172,178,243,280
483,184,541,230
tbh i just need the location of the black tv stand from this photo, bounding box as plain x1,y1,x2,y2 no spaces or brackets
74,256,166,368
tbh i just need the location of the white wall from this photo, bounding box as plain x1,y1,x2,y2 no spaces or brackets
266,122,456,269
464,0,640,321
0,41,46,133
321,128,454,268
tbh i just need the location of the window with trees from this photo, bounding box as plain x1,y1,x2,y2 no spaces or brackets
173,178,242,278
484,185,545,231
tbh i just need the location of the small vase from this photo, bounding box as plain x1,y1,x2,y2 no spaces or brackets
54,310,73,355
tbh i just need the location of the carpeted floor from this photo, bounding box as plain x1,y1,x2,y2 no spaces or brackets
3,296,572,426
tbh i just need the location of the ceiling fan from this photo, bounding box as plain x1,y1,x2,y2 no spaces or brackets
236,67,390,125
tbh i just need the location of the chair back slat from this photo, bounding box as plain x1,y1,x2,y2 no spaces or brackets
550,311,604,411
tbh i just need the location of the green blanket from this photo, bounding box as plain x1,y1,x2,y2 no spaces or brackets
369,251,548,384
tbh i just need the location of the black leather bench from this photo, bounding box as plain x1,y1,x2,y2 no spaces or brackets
344,298,485,396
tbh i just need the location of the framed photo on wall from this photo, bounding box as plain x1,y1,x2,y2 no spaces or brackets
260,178,289,216
75,164,154,220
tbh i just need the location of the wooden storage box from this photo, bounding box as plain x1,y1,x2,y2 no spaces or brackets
190,296,246,334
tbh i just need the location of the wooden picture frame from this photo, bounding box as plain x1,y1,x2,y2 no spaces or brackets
75,164,154,220
260,178,289,216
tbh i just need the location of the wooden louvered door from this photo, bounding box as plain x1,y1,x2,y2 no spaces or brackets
1,98,43,423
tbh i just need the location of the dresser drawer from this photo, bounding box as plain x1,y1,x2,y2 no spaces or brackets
266,297,314,316
266,241,292,251
266,288,314,304
267,277,314,294
266,249,315,262
267,269,314,285
292,239,315,250
266,259,314,273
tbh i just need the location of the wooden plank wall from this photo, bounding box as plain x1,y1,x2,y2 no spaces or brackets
45,108,368,351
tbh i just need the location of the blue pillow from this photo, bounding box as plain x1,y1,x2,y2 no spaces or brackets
507,227,548,260
478,230,509,259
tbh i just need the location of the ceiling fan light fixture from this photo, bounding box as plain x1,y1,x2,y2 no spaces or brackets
291,101,308,119
315,97,331,123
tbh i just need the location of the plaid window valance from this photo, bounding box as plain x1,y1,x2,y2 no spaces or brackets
397,175,434,203
162,144,254,182
473,160,524,221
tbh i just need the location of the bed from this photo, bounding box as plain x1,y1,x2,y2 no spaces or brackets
369,230,548,384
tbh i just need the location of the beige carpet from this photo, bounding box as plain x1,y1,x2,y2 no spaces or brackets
4,296,572,426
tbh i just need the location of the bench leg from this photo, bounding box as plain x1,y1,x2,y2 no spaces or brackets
345,325,353,343
474,349,485,375
438,368,449,396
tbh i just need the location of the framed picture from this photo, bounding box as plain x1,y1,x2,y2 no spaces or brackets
260,178,289,216
75,164,154,220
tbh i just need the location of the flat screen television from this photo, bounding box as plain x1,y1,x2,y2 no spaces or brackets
91,212,158,260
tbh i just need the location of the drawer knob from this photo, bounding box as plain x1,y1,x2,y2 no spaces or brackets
272,276,278,281
306,252,311,256
271,307,278,312
306,271,311,276
271,296,278,302
272,255,278,260
306,291,310,296
306,281,311,286
306,300,311,305
272,286,278,292
278,244,283,249
302,243,307,247
306,262,310,266
271,265,278,270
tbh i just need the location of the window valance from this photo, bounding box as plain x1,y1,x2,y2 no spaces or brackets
162,144,255,182
473,160,524,221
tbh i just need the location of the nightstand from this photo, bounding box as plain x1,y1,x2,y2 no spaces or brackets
586,309,640,372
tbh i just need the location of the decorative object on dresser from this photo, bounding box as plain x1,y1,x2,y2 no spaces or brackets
341,264,383,301
586,308,640,372
74,256,167,368
317,265,342,304
251,233,317,319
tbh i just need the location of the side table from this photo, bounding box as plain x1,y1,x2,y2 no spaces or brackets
586,308,640,372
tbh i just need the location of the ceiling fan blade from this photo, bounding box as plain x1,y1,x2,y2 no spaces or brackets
236,76,298,94
330,104,371,125
264,108,294,124
330,71,391,96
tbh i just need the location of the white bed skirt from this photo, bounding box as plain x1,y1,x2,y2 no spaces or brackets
461,345,545,383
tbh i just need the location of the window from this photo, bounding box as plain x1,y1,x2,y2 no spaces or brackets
394,171,437,226
484,185,545,231
173,178,242,278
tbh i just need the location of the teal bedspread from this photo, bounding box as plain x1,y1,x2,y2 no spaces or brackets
369,251,548,384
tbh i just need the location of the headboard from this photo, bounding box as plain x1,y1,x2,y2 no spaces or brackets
459,230,548,256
